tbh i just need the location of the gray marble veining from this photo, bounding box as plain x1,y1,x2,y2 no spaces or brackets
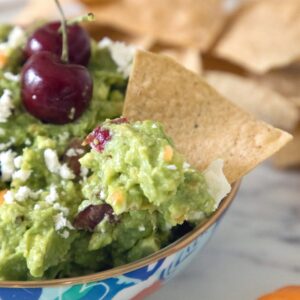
150,162,300,300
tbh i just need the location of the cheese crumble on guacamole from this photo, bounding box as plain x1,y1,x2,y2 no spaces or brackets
0,24,230,281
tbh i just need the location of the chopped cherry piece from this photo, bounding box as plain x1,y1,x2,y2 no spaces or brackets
62,139,89,177
110,117,128,124
24,22,91,66
84,126,111,152
73,204,116,231
21,51,93,124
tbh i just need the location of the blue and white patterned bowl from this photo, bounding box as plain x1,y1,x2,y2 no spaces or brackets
0,182,239,300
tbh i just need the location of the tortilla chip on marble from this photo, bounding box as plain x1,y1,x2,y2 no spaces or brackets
89,0,227,51
214,0,300,73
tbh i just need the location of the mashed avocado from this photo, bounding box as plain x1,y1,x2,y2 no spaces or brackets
0,25,230,281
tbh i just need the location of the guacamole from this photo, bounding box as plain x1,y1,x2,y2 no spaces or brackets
0,25,230,281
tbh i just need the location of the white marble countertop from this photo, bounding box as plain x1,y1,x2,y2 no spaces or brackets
150,162,300,300
1,2,300,299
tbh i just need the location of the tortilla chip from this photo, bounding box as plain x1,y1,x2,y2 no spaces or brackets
124,51,292,183
253,66,300,107
214,0,300,73
88,0,228,51
273,126,300,168
205,71,300,131
202,54,247,76
151,45,202,75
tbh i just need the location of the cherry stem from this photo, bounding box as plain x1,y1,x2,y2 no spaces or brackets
54,0,69,63
67,13,95,26
58,13,95,32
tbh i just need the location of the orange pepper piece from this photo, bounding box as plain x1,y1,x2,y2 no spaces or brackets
258,286,300,300
0,51,7,68
0,190,7,205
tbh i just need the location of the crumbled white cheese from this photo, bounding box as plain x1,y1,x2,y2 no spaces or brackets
15,186,32,202
14,186,39,202
34,204,41,210
0,150,16,181
25,138,31,146
6,26,26,49
0,26,25,52
12,170,31,182
0,128,5,136
44,149,61,173
152,124,158,129
66,148,84,157
54,212,68,231
0,89,14,123
44,149,75,180
99,190,106,200
4,190,14,204
166,165,177,170
14,156,23,169
66,148,76,157
53,202,70,216
183,162,191,170
3,72,19,82
45,185,58,204
54,212,73,231
60,230,70,239
80,166,89,178
60,164,75,180
138,225,146,232
98,37,136,78
203,159,231,209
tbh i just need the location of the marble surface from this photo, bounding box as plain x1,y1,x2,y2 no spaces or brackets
150,162,300,300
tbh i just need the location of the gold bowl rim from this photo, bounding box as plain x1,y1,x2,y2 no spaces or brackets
0,181,240,288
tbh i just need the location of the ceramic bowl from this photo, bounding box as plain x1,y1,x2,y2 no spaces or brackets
0,182,240,300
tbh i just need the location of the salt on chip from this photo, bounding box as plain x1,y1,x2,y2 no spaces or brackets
273,126,300,168
214,0,300,74
205,71,299,131
88,0,228,51
124,51,292,183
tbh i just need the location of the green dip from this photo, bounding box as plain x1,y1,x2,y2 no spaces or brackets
0,25,230,281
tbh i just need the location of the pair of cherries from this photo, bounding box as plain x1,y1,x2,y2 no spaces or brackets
21,21,93,124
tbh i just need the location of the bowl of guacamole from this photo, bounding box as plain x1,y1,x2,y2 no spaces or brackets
0,21,238,299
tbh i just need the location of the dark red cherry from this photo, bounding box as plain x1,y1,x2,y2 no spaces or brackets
73,204,117,231
21,51,93,124
24,22,91,66
84,126,111,152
